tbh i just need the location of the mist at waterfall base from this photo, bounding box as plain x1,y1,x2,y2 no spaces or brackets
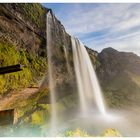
44,11,140,137
45,39,140,136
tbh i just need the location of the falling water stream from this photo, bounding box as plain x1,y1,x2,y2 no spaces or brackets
62,30,71,75
71,37,106,116
46,11,57,132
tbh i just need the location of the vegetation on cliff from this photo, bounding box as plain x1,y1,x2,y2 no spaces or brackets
0,41,47,94
17,3,46,29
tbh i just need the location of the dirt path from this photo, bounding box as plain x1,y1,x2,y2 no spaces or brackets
0,88,39,111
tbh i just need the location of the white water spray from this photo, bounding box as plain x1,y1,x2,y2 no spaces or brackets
71,37,106,115
62,30,71,75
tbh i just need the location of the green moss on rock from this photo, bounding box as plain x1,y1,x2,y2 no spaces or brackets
17,3,46,29
0,42,32,93
0,41,47,94
32,111,44,125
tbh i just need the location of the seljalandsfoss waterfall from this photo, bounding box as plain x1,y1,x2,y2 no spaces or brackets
46,10,109,135
47,12,120,136
2,3,140,137
46,11,57,132
45,11,140,137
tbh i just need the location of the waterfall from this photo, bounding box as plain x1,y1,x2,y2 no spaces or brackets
62,30,71,75
46,11,57,131
46,10,106,134
71,37,106,115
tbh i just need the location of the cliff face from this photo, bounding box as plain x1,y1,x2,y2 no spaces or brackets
41,10,77,102
0,3,81,124
0,3,98,96
0,4,50,95
0,3,46,56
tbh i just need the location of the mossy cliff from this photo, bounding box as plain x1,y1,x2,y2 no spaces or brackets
0,3,77,126
0,3,50,94
0,3,49,125
0,3,47,56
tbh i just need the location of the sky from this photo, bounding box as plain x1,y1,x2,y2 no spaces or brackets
42,3,140,55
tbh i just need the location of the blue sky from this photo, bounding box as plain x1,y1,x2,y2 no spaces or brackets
42,3,140,55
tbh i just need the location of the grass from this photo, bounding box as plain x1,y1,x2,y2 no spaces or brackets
65,128,90,137
101,128,121,137
103,71,140,108
31,110,48,125
128,72,140,87
0,41,47,94
15,89,51,125
17,3,46,29
0,42,31,93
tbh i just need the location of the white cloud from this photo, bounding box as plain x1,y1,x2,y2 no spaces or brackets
62,4,135,34
54,3,140,56
87,30,140,56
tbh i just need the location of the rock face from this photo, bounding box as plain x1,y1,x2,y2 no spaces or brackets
0,3,97,98
97,47,140,107
86,47,99,69
0,4,50,94
0,3,80,124
0,3,75,96
0,4,47,56
41,10,78,103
